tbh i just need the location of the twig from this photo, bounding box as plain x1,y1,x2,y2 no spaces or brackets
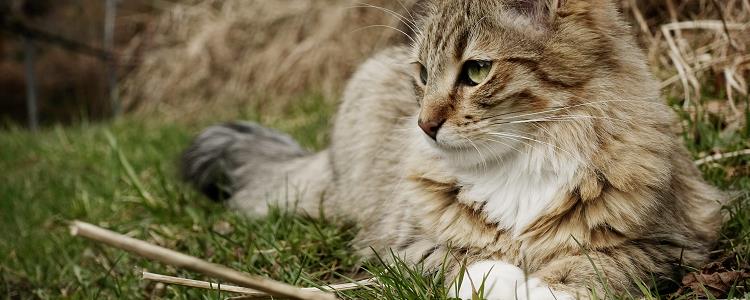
229,278,377,299
143,271,269,298
69,220,336,300
661,20,749,32
710,0,739,51
660,54,750,89
660,20,750,108
627,0,654,41
695,149,750,166
142,271,377,299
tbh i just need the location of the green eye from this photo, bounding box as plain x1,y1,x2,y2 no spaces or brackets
419,64,428,85
463,60,492,86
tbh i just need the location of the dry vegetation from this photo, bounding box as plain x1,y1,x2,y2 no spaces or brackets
630,0,749,133
121,0,412,119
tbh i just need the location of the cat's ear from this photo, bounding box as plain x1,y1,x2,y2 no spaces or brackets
505,0,565,25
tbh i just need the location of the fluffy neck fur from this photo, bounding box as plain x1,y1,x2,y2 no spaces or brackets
456,148,579,236
418,126,582,235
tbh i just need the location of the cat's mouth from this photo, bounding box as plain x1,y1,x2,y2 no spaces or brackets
421,130,477,153
415,122,513,160
422,128,528,165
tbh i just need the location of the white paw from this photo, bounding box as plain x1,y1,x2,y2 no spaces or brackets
450,261,574,300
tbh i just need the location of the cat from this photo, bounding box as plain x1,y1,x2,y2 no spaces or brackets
181,0,725,298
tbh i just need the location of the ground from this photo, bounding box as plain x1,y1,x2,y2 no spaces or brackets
1,92,749,299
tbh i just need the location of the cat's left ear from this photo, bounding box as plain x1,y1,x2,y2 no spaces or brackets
506,0,565,26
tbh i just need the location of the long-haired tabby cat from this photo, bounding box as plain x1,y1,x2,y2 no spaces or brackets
182,0,725,298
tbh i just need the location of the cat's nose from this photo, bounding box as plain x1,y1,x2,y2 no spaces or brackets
418,118,446,140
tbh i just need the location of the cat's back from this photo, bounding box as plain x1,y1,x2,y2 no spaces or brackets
326,46,420,222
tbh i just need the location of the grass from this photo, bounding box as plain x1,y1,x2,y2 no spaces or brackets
0,92,749,299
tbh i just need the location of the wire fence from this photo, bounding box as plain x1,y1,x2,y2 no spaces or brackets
0,0,120,131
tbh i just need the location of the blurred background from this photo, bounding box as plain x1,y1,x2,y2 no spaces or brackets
0,0,406,128
1,0,747,128
0,0,149,126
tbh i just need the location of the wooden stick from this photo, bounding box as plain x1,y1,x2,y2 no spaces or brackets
695,149,750,166
143,271,268,297
69,220,336,300
142,271,377,299
227,278,377,300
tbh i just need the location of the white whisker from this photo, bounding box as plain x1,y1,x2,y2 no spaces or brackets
488,132,585,166
394,0,418,28
351,3,419,35
485,99,670,123
352,24,416,45
464,137,488,173
506,115,634,126
487,133,540,156
480,137,523,157
476,137,507,167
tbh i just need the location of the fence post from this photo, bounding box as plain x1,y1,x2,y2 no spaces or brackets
104,0,120,116
23,36,39,131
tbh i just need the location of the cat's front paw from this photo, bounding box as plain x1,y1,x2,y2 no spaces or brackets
450,260,574,300
514,278,574,300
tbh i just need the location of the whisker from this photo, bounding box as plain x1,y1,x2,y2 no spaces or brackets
486,132,565,170
487,132,585,166
464,137,488,173
352,24,416,45
528,120,555,140
480,105,570,122
476,137,507,167
543,99,668,118
351,3,419,35
481,99,671,123
490,115,635,127
480,137,524,157
469,16,490,33
486,133,540,156
393,0,419,30
352,3,418,28
522,123,592,168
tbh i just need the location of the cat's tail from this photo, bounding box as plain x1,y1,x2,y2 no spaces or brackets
180,121,333,216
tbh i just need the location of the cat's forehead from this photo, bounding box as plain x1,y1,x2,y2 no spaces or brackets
415,1,544,65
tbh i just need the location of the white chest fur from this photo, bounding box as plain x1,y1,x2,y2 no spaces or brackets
455,146,580,235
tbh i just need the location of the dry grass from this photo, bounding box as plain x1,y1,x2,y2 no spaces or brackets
121,0,414,120
625,0,750,130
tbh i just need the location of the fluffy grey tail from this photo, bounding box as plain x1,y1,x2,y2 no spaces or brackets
181,121,314,203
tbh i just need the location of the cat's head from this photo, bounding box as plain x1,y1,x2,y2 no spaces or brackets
409,0,660,167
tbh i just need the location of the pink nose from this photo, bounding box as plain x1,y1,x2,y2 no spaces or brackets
418,118,446,140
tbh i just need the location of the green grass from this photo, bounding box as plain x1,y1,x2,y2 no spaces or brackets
1,94,749,299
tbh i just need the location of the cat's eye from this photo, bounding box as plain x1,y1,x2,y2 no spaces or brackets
462,60,492,86
419,64,428,85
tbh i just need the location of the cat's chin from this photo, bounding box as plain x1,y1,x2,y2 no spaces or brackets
421,135,527,172
415,129,516,170
422,134,468,153
421,138,502,170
